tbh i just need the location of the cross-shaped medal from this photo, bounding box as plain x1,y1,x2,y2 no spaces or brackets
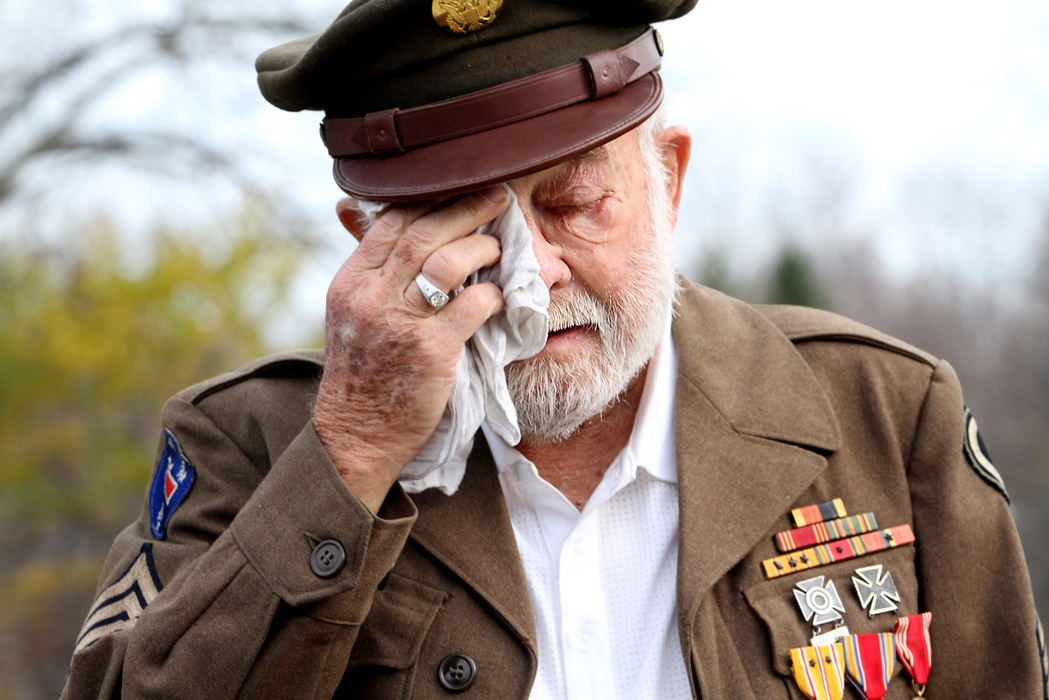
852,564,900,617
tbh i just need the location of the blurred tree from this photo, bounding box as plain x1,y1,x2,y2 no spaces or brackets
0,2,314,206
0,1,338,270
822,233,1049,629
691,244,745,299
0,208,315,697
765,244,828,309
0,4,337,695
689,239,830,310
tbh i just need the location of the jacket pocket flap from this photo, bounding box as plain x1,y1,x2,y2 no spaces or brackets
743,545,918,677
348,572,447,669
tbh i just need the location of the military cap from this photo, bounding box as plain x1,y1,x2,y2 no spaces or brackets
256,0,697,201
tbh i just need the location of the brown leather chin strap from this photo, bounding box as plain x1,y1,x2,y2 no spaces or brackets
320,28,664,159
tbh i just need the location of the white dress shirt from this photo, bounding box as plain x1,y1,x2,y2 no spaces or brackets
482,319,691,699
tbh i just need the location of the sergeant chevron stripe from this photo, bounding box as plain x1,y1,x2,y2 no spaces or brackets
775,512,879,553
762,525,915,579
74,543,162,654
1037,615,1048,700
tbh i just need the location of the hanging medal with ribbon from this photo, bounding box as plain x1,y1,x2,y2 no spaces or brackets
842,633,898,699
790,642,847,700
793,575,850,646
894,612,933,698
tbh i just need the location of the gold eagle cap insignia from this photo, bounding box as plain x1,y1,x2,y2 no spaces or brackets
432,0,503,34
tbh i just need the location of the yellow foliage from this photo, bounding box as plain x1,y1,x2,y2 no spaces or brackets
0,557,101,629
0,209,312,527
0,207,317,690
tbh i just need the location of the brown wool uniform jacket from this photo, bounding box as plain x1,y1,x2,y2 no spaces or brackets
64,282,1047,699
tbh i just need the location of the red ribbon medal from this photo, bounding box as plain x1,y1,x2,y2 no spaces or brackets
842,633,897,699
893,612,932,696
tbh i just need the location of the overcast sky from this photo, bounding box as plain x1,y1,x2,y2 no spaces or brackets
659,0,1049,282
4,0,1048,307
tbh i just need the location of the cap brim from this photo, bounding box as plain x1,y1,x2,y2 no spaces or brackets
332,73,663,202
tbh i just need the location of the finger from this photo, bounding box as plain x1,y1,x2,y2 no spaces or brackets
407,234,502,310
347,199,441,269
386,186,508,281
435,282,506,344
335,197,369,243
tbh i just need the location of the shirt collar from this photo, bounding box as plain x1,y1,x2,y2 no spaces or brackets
623,314,678,484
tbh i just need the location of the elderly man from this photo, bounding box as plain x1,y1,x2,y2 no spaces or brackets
64,1,1045,698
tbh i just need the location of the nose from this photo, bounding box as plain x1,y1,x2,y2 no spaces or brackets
521,208,571,291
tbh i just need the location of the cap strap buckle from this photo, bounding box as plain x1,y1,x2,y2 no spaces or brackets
583,50,639,100
363,108,404,155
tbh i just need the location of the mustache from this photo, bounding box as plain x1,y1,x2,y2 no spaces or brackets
546,289,609,335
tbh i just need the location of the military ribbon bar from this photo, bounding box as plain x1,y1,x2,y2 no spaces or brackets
762,524,915,579
842,633,897,700
790,642,847,700
775,512,879,553
894,612,932,690
791,498,847,527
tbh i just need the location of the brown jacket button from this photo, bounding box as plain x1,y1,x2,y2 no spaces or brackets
309,539,345,578
438,653,476,692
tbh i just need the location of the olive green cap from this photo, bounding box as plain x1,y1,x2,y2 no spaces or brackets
256,0,697,200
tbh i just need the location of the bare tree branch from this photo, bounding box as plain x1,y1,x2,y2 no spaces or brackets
2,15,309,127
0,10,315,208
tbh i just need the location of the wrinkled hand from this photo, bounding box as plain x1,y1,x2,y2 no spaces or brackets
313,188,508,512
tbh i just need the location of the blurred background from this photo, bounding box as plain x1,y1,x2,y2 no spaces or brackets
1,0,1046,696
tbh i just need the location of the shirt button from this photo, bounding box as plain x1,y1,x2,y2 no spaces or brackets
309,539,345,578
438,653,476,692
570,625,596,652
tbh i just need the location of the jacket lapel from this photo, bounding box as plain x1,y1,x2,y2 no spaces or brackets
407,439,537,651
670,283,842,655
405,281,843,696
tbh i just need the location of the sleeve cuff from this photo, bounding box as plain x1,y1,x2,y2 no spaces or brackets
231,421,416,607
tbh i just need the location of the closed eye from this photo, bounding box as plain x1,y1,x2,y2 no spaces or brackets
548,322,596,335
544,193,612,219
548,201,600,217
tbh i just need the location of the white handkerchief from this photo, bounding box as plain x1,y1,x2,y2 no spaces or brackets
357,186,548,495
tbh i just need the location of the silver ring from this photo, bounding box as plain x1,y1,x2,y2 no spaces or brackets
415,273,450,310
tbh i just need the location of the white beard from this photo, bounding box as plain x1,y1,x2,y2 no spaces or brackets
506,211,676,443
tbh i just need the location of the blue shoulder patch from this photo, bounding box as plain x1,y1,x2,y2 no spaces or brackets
149,429,196,540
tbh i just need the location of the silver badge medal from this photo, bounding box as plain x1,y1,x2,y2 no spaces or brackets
852,564,900,618
793,575,850,645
